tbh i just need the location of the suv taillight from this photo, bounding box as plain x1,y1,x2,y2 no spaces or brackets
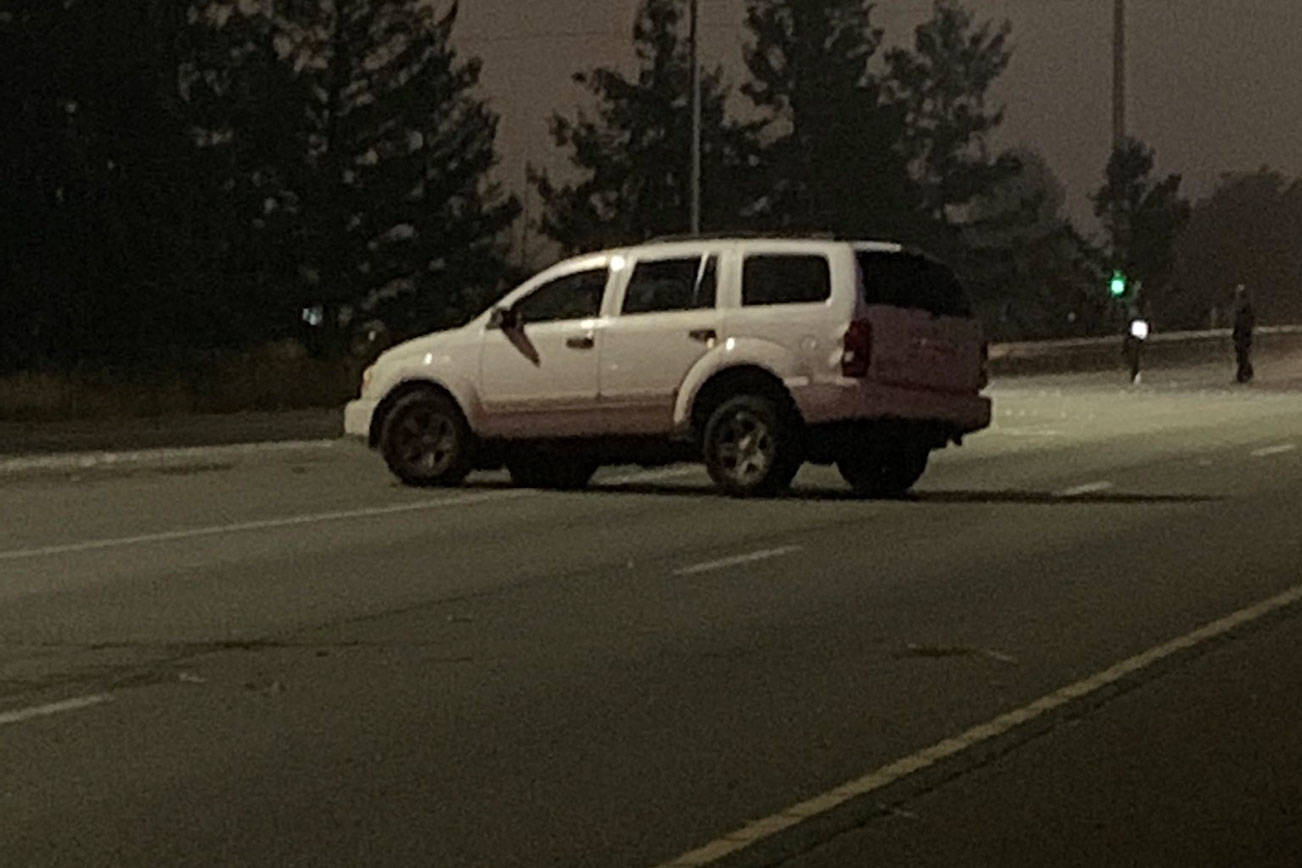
842,319,873,378
979,340,990,389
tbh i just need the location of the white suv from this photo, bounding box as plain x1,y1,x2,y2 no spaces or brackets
345,238,990,497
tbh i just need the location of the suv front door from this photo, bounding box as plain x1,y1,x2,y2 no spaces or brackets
478,267,609,438
601,252,724,435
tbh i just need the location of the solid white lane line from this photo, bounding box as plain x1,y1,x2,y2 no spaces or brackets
659,580,1302,867
0,694,112,727
1056,481,1114,497
673,546,802,577
0,466,698,563
1251,444,1297,458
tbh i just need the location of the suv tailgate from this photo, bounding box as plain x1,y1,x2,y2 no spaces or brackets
856,251,985,394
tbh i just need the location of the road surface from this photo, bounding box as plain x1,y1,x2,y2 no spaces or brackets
2,368,1301,866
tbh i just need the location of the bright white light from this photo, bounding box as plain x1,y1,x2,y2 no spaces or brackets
423,353,434,365
610,255,627,273
1130,319,1149,340
725,337,736,351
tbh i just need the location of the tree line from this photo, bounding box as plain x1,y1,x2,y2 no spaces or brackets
2,0,1294,375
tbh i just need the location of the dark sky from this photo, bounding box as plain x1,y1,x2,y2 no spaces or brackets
456,0,1302,246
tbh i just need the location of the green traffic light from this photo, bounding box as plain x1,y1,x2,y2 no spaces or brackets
1110,270,1127,297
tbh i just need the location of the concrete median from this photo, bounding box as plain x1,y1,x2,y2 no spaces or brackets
988,325,1302,377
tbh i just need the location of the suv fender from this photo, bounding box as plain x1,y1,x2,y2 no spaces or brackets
369,366,485,447
672,337,801,434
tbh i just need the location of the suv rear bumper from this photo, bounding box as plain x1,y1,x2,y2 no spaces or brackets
794,380,991,435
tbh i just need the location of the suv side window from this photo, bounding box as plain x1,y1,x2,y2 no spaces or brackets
742,255,831,306
622,255,718,315
515,268,608,325
857,252,973,318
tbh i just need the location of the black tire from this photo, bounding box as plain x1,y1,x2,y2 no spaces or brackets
837,443,929,498
506,448,599,490
702,394,802,497
378,391,474,487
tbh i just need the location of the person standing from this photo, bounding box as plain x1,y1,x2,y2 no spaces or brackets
1232,284,1255,383
1121,286,1147,385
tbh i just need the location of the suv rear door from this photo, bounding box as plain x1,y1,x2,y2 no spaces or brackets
854,250,985,395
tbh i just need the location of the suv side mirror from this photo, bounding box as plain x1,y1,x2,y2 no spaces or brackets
490,306,520,331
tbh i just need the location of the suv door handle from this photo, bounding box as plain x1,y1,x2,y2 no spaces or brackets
689,328,717,344
566,335,595,350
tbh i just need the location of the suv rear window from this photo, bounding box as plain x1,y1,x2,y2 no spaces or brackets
743,255,831,306
856,252,972,318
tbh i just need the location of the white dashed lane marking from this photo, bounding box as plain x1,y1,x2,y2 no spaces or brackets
0,694,112,727
673,546,803,577
1056,481,1114,498
1251,444,1296,458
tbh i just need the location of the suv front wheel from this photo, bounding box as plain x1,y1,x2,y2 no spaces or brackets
379,391,474,487
703,394,802,497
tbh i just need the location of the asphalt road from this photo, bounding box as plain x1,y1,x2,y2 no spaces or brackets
2,366,1301,867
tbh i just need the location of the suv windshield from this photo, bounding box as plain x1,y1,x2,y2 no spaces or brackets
856,251,973,318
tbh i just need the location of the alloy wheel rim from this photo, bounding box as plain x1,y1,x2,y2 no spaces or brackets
395,407,457,476
714,410,775,485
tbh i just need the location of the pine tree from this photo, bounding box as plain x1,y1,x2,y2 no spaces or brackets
2,0,201,367
1093,136,1190,321
180,1,308,349
885,0,1018,244
280,0,520,351
534,0,759,254
963,149,1108,339
185,0,519,355
741,0,920,240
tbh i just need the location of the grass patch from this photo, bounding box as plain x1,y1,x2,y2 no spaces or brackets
0,341,365,422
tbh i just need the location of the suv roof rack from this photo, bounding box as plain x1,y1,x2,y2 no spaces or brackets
644,231,841,244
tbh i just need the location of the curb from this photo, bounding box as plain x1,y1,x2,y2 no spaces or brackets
0,439,342,476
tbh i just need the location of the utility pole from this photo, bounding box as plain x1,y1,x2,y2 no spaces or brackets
1113,0,1126,147
689,0,702,236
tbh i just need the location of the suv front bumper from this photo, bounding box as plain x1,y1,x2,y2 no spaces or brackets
344,398,379,443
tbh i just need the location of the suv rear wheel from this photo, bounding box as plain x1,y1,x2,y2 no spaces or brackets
837,443,929,498
379,391,474,487
703,394,802,497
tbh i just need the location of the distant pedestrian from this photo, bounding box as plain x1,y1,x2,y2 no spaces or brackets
1232,284,1255,383
1122,295,1147,385
1123,316,1147,384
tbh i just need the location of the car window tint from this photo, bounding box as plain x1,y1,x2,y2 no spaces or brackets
622,257,714,315
742,255,831,306
515,269,608,325
856,252,973,318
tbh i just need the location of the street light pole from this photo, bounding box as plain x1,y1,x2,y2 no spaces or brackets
689,0,702,236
